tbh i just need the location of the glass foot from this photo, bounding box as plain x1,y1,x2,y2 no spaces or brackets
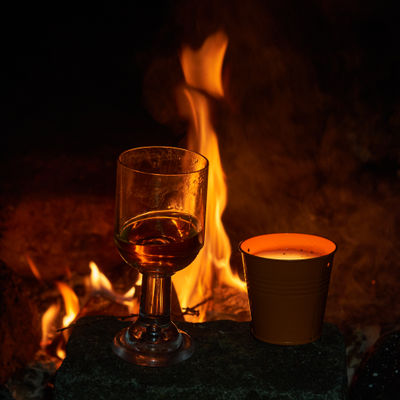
112,327,194,367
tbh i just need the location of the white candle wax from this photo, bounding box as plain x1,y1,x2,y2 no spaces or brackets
255,249,321,260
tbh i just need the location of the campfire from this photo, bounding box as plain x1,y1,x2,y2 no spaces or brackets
2,0,399,398
30,30,251,367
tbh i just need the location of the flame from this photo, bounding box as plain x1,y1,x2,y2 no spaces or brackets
180,31,228,98
26,254,42,281
56,281,80,327
89,261,113,293
56,347,66,360
40,281,79,361
174,31,246,321
41,303,60,347
39,261,140,362
87,261,138,311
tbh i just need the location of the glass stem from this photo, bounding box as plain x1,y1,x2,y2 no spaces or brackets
139,273,171,327
125,272,181,351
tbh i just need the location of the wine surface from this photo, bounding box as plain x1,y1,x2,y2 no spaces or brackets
255,249,322,260
115,211,203,273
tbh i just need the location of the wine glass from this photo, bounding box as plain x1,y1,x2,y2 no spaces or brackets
112,146,208,366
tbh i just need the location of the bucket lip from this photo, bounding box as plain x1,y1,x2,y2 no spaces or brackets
238,232,337,261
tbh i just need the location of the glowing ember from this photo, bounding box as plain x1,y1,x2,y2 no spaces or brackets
174,31,247,322
56,344,66,360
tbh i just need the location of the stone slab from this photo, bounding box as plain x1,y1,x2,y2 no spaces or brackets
55,316,347,400
350,330,400,399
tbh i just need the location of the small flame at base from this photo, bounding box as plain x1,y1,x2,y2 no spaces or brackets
40,261,141,361
56,281,80,328
88,261,140,312
40,303,60,348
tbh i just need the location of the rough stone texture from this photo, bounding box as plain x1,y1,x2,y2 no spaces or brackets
55,316,347,400
0,262,41,384
350,330,400,399
0,385,14,400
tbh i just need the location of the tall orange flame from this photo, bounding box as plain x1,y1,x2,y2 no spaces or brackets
174,31,246,321
180,32,228,98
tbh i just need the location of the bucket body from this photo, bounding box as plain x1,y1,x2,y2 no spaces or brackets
240,233,336,345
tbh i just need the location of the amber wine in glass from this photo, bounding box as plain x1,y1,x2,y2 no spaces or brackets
112,146,208,366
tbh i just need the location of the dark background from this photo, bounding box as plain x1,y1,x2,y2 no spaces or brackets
6,0,399,157
6,1,177,157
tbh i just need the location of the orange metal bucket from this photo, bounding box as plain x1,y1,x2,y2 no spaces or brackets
239,233,337,345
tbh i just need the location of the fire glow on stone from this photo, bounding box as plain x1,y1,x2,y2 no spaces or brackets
173,31,247,322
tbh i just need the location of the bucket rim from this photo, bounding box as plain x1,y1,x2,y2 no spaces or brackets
238,232,337,261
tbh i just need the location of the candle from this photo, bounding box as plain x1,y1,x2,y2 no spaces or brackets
255,248,322,260
239,233,337,345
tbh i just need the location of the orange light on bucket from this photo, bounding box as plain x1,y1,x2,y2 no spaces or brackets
239,233,337,345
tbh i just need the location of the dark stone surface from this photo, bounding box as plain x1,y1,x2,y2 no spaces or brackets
350,330,400,400
55,316,347,400
0,385,13,400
